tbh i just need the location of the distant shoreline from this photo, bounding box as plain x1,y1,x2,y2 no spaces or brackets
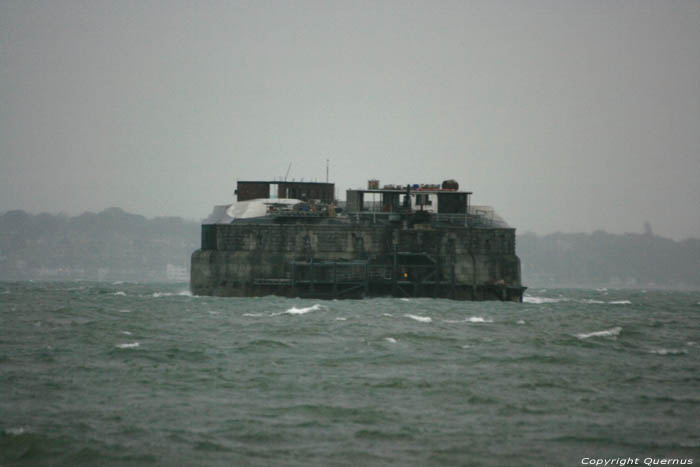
1,208,698,289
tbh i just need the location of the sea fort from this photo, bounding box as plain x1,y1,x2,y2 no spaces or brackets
191,178,526,301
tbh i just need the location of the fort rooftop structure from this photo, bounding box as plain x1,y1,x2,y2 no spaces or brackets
191,179,525,301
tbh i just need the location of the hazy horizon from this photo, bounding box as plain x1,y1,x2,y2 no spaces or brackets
3,205,699,244
2,1,699,240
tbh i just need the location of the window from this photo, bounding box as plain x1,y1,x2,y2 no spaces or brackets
416,194,432,206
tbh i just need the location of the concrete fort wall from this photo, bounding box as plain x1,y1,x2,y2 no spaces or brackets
191,223,522,298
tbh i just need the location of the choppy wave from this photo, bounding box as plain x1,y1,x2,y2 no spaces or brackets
523,296,563,304
576,326,622,339
524,296,632,306
152,290,192,298
650,348,688,355
404,314,432,323
443,316,493,323
112,291,126,296
384,337,397,343
116,342,140,349
283,304,323,315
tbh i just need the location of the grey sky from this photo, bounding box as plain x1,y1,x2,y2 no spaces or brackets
1,1,699,239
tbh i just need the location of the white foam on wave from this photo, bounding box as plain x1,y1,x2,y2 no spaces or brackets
208,311,220,315
5,427,26,435
467,316,492,323
399,298,411,302
118,309,131,313
382,313,393,317
443,316,493,324
609,300,631,305
576,326,622,339
121,331,132,335
243,313,263,317
405,314,432,323
650,348,687,356
581,299,605,304
384,337,397,343
335,317,347,321
116,342,140,349
112,291,126,296
283,304,323,315
517,319,526,325
152,290,192,298
523,296,563,304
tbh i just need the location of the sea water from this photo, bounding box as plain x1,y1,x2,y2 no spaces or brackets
1,282,698,466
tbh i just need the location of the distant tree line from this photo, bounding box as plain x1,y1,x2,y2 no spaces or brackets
0,208,199,282
1,209,698,288
518,231,700,289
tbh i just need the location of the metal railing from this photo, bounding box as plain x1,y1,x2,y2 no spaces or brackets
345,211,500,228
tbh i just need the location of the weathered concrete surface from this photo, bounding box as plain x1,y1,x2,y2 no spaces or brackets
191,223,524,300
